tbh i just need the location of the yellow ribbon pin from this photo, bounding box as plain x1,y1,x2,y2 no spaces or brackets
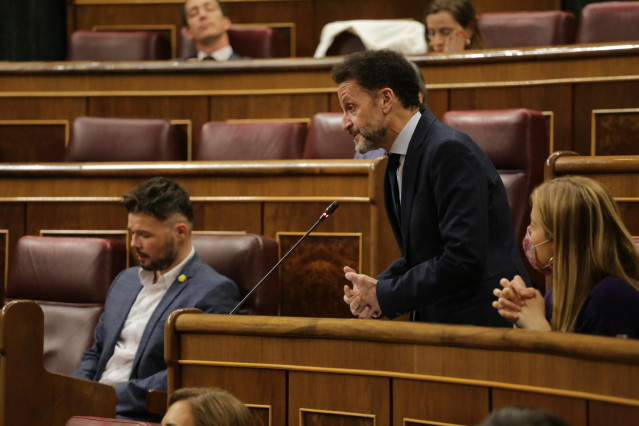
178,274,186,283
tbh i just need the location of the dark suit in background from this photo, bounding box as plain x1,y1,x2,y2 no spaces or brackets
377,109,530,326
71,254,239,422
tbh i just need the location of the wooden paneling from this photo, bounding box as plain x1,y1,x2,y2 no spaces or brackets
278,233,360,318
289,372,389,426
591,109,639,155
0,122,67,162
393,379,489,425
165,313,639,426
589,401,639,426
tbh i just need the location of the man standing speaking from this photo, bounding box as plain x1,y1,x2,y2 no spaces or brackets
336,50,529,326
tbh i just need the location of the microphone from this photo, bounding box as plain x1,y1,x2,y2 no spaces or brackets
229,201,339,315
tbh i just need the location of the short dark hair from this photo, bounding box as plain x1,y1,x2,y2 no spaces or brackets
331,49,422,110
121,177,194,225
182,0,227,26
169,387,254,426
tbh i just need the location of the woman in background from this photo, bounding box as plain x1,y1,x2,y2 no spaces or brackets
493,176,639,338
425,0,483,53
161,387,255,426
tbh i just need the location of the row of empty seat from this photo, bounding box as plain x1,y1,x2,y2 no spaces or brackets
68,2,639,61
68,25,279,61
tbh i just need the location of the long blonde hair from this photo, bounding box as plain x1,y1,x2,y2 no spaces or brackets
531,176,639,332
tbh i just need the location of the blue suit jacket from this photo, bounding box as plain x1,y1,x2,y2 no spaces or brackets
376,109,530,326
71,254,239,422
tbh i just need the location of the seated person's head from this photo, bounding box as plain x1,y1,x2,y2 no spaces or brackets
183,0,231,52
476,406,568,426
425,0,482,53
162,387,255,426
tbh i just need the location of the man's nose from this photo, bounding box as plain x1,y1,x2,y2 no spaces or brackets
342,114,352,133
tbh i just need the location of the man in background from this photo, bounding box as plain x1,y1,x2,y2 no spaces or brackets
72,177,239,421
182,0,245,60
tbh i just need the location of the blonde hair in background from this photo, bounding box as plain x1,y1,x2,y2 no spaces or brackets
531,176,639,332
169,387,256,426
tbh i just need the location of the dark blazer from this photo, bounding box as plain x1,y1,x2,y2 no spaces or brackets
376,109,530,326
71,254,240,422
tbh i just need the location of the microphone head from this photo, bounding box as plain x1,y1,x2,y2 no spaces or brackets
325,201,339,215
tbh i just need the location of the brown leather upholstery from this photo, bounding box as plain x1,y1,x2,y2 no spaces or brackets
576,1,639,44
66,416,159,426
303,112,357,159
179,26,279,58
192,234,279,315
66,117,182,162
442,109,548,287
6,236,126,374
479,11,576,48
68,30,171,61
195,121,306,161
325,31,367,56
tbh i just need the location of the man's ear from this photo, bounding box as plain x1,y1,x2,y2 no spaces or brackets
174,222,190,242
379,88,395,113
185,26,195,41
222,16,232,32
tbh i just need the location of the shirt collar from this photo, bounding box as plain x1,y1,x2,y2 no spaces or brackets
388,110,421,156
197,45,234,61
139,246,195,288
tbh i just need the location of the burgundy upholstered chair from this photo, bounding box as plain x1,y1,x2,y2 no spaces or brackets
66,117,182,162
442,109,548,288
191,233,279,315
5,236,126,374
179,25,279,58
479,11,576,48
194,121,306,161
66,416,159,426
576,1,639,44
303,112,358,159
68,30,171,61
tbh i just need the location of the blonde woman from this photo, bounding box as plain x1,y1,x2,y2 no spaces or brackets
493,176,639,338
162,387,256,426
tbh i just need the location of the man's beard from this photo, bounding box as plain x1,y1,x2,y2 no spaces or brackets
138,237,178,272
352,125,387,154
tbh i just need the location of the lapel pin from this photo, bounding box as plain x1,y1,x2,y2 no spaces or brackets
178,274,186,283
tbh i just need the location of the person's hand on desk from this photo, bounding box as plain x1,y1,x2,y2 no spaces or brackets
343,266,382,319
493,275,551,331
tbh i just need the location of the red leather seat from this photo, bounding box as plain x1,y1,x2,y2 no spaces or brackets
194,121,306,161
192,233,279,315
5,236,126,374
68,30,171,61
442,109,548,288
179,25,279,58
303,112,357,159
66,416,159,426
479,11,576,48
576,1,639,44
66,117,182,162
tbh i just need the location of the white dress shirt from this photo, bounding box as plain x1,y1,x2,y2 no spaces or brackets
388,110,422,202
197,45,234,61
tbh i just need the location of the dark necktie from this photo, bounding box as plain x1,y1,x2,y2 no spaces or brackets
387,153,401,223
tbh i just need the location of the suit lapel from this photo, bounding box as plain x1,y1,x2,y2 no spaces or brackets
400,110,436,253
130,255,201,375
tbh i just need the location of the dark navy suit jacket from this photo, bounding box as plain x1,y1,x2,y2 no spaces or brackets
71,254,239,422
376,109,529,326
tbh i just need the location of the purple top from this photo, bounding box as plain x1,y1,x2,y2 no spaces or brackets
545,275,639,338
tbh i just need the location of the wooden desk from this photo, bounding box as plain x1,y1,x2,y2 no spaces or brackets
0,159,396,318
0,300,116,426
545,152,639,235
1,44,638,162
165,310,639,426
